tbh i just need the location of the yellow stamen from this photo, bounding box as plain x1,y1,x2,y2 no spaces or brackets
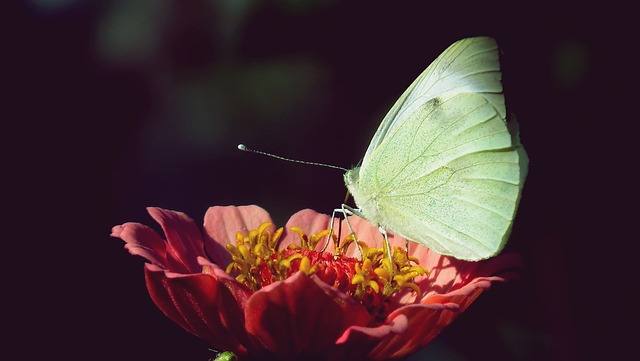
299,256,311,274
222,222,429,324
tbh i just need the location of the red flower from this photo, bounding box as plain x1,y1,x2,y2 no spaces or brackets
111,206,521,361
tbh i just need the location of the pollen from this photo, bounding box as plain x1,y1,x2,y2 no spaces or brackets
224,223,428,324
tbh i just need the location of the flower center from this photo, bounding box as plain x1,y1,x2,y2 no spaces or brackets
223,222,428,323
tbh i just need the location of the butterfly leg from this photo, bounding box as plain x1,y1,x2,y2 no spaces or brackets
339,204,367,260
327,206,395,271
378,227,395,276
321,208,346,253
322,205,365,260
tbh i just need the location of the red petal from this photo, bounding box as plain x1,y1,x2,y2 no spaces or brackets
244,272,370,359
198,257,253,309
147,207,206,273
368,303,461,360
203,205,274,267
332,315,409,360
144,265,252,356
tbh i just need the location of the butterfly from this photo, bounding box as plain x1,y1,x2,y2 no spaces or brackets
344,36,528,261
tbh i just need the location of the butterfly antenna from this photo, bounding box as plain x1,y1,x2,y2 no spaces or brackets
238,144,348,172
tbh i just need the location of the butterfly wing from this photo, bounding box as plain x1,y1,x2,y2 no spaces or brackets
362,36,504,167
352,92,527,260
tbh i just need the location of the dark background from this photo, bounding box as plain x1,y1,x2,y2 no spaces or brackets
9,1,633,360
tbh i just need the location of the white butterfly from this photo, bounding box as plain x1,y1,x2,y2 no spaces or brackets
344,36,528,261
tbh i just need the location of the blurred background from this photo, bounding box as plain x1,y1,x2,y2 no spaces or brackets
9,1,633,360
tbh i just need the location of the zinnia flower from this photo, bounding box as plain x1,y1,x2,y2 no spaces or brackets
111,205,521,361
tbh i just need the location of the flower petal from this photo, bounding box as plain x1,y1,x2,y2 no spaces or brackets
147,207,206,273
203,205,274,266
277,209,428,258
368,303,461,360
280,209,336,251
417,251,523,299
198,257,253,308
332,314,409,360
111,222,168,267
367,253,520,359
144,265,254,357
244,272,370,359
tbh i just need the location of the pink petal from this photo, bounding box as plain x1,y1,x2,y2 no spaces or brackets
278,209,429,259
337,214,423,258
203,205,274,266
280,209,336,252
417,251,522,299
244,272,370,359
147,207,206,273
111,222,168,267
